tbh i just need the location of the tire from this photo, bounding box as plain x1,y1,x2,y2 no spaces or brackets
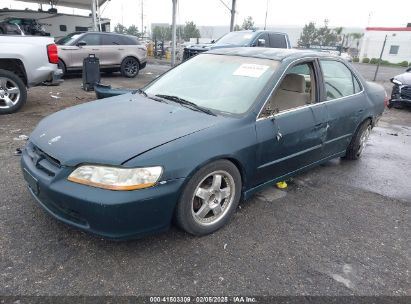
0,69,27,115
120,57,139,78
175,160,242,236
57,59,66,78
343,120,372,160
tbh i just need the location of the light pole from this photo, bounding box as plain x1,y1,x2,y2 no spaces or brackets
373,34,387,81
171,0,177,66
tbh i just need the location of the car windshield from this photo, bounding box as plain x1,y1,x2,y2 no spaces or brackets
144,54,279,115
56,33,82,45
215,32,255,46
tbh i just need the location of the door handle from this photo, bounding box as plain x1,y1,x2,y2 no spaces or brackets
276,132,282,141
92,48,100,51
118,48,125,51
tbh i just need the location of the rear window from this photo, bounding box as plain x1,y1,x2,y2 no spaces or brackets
268,33,287,48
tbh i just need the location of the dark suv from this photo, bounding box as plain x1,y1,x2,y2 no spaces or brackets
183,30,291,60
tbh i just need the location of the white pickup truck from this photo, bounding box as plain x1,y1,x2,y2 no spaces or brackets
0,36,62,114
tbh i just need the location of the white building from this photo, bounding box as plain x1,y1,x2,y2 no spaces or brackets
359,27,411,64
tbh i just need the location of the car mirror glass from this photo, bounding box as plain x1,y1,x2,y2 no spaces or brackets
77,41,87,47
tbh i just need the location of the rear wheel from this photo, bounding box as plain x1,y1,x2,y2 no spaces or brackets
57,59,66,78
175,160,242,236
0,69,27,114
344,120,372,160
120,57,139,78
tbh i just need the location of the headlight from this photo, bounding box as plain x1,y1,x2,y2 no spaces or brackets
67,165,163,191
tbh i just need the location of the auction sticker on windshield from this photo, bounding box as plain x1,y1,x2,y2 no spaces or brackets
233,64,269,78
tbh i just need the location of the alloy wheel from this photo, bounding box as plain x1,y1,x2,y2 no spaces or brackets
0,77,21,109
358,125,372,156
191,170,235,226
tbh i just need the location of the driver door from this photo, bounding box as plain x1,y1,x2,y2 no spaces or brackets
70,33,102,68
253,61,329,186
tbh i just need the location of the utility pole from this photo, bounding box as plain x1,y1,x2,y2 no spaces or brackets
264,0,269,30
373,34,387,81
171,0,177,66
141,0,144,37
230,0,236,32
91,0,97,31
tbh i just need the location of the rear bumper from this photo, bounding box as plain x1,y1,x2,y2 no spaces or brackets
21,144,184,239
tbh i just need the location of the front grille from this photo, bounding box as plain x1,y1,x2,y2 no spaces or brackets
401,86,411,100
26,142,61,177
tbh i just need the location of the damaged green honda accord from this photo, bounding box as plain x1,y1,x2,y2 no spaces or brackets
21,48,385,239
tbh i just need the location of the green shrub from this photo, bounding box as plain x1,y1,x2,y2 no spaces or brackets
398,61,409,67
380,60,390,65
370,58,378,64
353,57,359,63
362,57,370,63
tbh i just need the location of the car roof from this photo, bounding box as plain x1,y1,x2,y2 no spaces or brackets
206,47,338,61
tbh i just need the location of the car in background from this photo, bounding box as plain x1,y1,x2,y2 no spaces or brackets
56,32,147,78
0,35,62,114
21,48,385,239
0,18,23,35
340,52,353,62
183,30,291,60
389,67,411,109
0,17,49,36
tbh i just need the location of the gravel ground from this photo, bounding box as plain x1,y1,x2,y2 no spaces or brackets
0,62,410,297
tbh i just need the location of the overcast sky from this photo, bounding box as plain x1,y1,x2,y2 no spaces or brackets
3,0,411,30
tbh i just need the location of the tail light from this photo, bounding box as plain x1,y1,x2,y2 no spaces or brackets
384,90,389,108
47,44,59,64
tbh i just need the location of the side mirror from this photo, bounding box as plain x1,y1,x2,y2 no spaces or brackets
257,39,266,47
210,39,215,44
77,41,87,47
406,67,411,72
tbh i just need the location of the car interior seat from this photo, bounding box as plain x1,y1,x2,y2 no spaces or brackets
268,73,311,112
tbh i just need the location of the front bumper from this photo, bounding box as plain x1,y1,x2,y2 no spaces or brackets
389,85,411,108
21,143,185,239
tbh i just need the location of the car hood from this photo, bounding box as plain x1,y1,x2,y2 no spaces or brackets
30,94,222,166
393,72,411,86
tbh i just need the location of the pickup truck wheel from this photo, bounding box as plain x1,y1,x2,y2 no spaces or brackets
120,57,139,78
0,69,27,114
343,120,372,160
175,160,242,236
57,59,66,78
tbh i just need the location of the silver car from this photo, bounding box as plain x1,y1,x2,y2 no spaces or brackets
56,32,147,78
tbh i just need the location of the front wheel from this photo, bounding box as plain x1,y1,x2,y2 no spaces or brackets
343,120,372,160
0,69,27,114
120,57,139,78
175,160,242,236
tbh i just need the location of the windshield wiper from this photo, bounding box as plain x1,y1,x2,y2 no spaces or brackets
132,88,147,97
133,89,169,103
155,94,216,116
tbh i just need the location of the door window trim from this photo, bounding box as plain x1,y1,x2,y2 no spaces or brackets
256,57,364,121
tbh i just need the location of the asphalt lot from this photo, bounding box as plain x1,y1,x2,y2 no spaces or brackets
0,62,410,296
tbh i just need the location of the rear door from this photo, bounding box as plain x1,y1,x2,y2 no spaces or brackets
99,34,125,67
319,59,367,156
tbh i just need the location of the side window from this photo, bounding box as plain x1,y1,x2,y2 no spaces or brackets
260,62,316,117
320,60,361,100
101,35,123,45
268,33,287,48
60,25,67,32
81,34,101,46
